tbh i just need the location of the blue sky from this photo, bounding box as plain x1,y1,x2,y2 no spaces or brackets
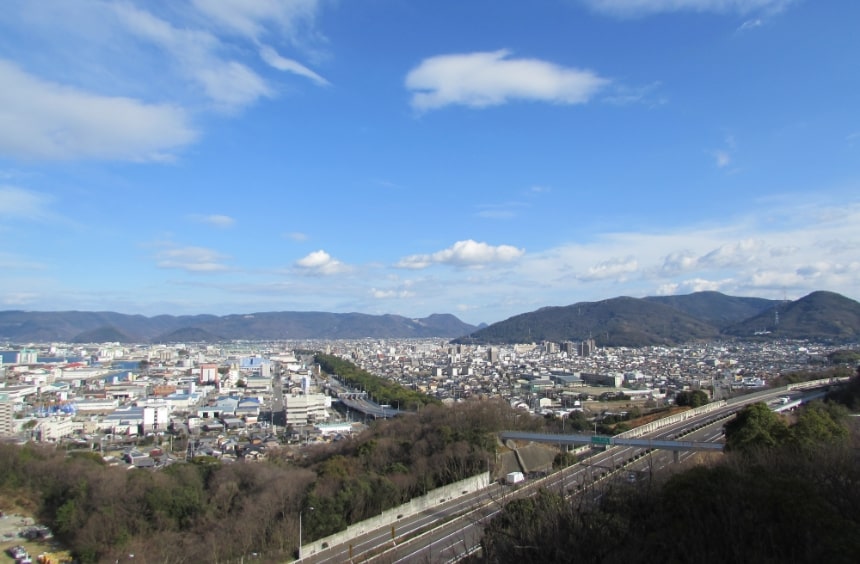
0,0,858,325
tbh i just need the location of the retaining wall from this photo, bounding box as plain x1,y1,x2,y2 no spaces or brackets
301,471,490,559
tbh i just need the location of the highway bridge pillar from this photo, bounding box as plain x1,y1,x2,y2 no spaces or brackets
673,451,680,464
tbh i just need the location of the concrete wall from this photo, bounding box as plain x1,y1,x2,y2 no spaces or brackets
301,471,490,559
616,400,727,439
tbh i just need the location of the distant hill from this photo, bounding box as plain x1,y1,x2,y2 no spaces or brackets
71,326,133,344
456,291,860,347
155,327,224,343
0,310,477,343
456,296,720,347
644,291,777,329
722,291,860,340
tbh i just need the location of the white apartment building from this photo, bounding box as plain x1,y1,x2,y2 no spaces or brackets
37,416,76,441
284,393,331,427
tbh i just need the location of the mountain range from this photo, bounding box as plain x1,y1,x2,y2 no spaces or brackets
0,311,477,343
455,290,860,346
1,290,858,346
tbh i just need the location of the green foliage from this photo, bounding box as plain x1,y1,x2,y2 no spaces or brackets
315,353,439,409
726,400,849,455
483,443,860,563
827,367,860,411
789,401,849,449
675,389,709,407
724,402,790,453
828,349,860,365
770,366,853,388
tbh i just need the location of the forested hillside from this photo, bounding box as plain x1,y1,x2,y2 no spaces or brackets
0,399,536,562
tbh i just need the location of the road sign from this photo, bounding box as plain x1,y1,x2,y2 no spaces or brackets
591,435,611,446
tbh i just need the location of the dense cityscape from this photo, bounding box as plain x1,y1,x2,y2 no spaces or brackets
0,337,849,451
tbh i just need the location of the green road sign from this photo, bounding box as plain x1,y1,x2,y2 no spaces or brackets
591,435,611,446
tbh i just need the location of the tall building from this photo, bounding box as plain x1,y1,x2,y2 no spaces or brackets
487,347,499,363
579,339,596,357
199,363,218,384
17,349,38,364
0,394,13,437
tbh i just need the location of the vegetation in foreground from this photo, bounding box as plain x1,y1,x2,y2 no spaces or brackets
478,368,860,564
0,395,544,563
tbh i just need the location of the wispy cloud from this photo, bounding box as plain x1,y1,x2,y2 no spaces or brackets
396,240,525,269
371,287,416,299
191,0,322,42
603,81,666,107
295,250,349,275
738,18,764,31
111,3,272,111
284,231,309,242
713,149,732,167
0,60,196,161
259,45,329,86
475,202,528,219
0,185,55,221
191,214,236,228
577,256,639,281
711,133,737,169
581,0,797,18
0,251,47,271
0,0,327,161
405,50,609,111
156,245,230,272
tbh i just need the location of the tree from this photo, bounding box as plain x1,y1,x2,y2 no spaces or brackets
789,401,848,450
724,402,790,453
675,390,709,408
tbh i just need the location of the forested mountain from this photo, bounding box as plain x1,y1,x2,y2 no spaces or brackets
2,291,857,345
457,291,860,346
0,310,477,342
644,291,777,328
722,290,860,340
456,296,720,347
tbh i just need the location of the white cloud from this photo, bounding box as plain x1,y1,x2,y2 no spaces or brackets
0,60,196,161
657,278,733,295
371,288,416,299
713,149,731,168
191,214,236,228
581,0,796,17
112,3,272,110
259,45,329,86
577,256,639,281
660,250,699,275
476,202,528,219
405,50,609,111
396,240,525,269
0,186,54,220
156,245,230,272
738,18,764,31
1,292,40,306
295,250,349,275
0,251,47,271
699,238,763,268
284,232,309,241
191,0,321,41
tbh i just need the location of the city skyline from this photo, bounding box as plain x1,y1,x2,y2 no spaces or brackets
1,0,858,325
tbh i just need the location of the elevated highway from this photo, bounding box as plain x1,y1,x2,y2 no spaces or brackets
299,376,848,563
